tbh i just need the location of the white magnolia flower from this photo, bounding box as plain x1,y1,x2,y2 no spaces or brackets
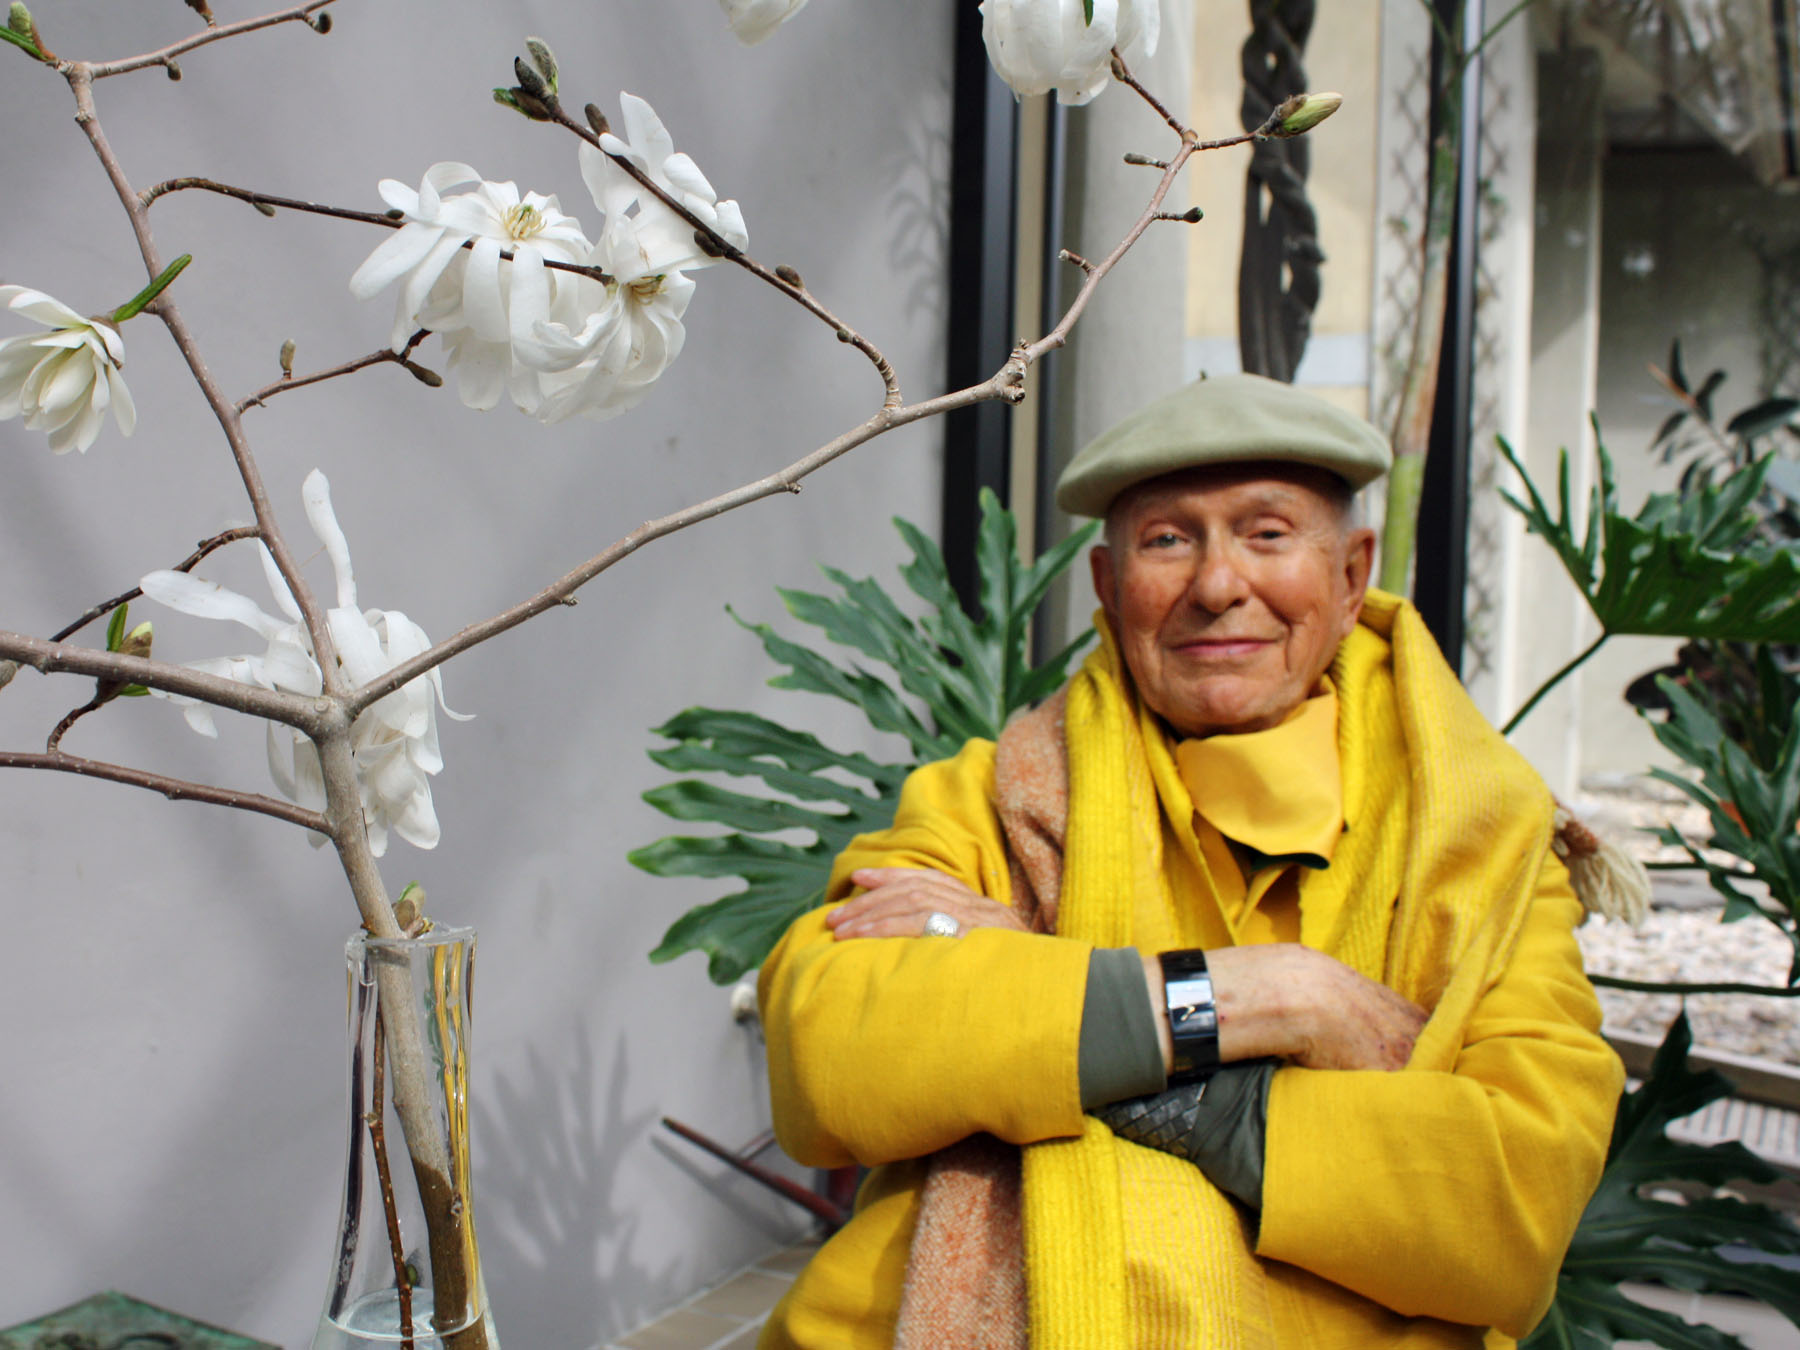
0,284,137,454
141,470,469,856
349,163,591,353
980,0,1161,105
594,95,749,259
719,0,811,46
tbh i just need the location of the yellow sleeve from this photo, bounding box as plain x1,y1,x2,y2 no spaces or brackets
1257,859,1624,1338
758,740,1092,1169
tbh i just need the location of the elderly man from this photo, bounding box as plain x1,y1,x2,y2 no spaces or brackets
756,374,1621,1348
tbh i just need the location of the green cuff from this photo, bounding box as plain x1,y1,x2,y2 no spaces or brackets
1183,1060,1274,1209
1078,947,1168,1110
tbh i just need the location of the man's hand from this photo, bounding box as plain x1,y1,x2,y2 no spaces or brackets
827,867,1029,940
1145,944,1427,1073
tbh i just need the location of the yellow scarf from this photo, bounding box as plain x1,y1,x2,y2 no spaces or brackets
1020,590,1558,1348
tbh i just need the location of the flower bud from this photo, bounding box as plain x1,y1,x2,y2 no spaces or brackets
119,621,153,661
7,3,31,37
585,103,610,137
308,11,331,33
0,659,18,693
693,229,725,259
393,881,426,932
182,0,215,23
524,36,558,95
774,264,804,288
403,360,443,388
279,339,296,376
164,57,182,80
513,54,548,100
1266,91,1342,138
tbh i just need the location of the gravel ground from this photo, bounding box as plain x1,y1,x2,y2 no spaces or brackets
1569,775,1798,1066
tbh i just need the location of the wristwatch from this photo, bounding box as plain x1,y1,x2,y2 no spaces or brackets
1158,948,1221,1084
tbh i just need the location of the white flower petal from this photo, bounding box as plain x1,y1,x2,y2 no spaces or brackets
349,223,444,300
104,362,135,438
140,570,290,639
301,470,357,610
461,236,509,343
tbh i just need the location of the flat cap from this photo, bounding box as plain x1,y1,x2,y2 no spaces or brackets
1054,372,1392,518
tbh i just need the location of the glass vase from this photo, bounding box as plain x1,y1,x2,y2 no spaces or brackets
313,926,499,1350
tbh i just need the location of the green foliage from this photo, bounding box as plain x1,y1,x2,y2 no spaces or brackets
1497,432,1800,644
632,490,1100,984
1645,668,1800,979
1524,1014,1800,1349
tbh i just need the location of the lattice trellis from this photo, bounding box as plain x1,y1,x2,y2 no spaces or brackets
1462,64,1520,691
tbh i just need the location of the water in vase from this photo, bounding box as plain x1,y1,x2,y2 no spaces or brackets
314,1290,500,1349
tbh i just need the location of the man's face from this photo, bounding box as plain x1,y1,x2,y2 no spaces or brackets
1089,463,1375,739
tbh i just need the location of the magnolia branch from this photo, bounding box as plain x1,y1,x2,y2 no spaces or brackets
80,0,336,79
542,103,903,409
238,331,433,413
0,749,328,830
140,179,617,289
0,630,336,733
348,59,1205,716
67,70,346,698
50,525,261,643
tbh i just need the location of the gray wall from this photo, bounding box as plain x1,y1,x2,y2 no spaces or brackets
0,3,952,1344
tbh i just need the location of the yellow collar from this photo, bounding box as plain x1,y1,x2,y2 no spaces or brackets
1172,686,1344,869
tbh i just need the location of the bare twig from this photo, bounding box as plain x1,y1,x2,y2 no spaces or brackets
80,0,336,79
140,178,615,288
67,70,345,697
50,525,261,644
0,629,334,732
369,1008,417,1349
238,332,431,413
47,697,104,754
543,101,903,409
1590,973,1800,999
1059,249,1096,273
0,749,329,830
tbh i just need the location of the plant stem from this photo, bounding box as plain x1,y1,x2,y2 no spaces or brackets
80,0,336,78
369,1007,416,1350
1378,125,1458,593
1590,973,1799,998
0,749,328,830
49,526,261,643
68,68,345,697
139,178,613,288
237,332,431,414
1501,631,1608,736
544,101,903,408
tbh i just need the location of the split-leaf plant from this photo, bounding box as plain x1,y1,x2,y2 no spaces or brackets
632,489,1099,984
1503,380,1800,1345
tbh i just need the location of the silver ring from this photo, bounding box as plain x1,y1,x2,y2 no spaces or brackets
922,911,961,938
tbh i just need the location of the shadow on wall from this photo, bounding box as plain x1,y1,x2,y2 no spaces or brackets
883,76,953,331
474,1026,661,1347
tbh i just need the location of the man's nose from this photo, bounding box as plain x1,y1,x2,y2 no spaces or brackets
1187,545,1252,613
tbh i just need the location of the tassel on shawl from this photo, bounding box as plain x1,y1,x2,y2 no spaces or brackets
1552,802,1651,926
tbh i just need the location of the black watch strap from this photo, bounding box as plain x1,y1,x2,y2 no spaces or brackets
1159,948,1221,1084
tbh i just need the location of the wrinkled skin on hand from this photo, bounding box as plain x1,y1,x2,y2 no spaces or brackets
826,866,1029,940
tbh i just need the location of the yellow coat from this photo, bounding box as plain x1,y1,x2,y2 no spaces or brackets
758,593,1621,1347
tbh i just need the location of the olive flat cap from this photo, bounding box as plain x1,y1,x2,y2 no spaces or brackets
1054,373,1392,518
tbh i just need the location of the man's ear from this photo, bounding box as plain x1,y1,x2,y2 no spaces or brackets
1341,527,1376,630
1089,543,1117,623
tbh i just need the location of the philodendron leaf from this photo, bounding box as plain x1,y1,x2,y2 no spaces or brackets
1522,1013,1800,1348
635,498,1097,983
1499,436,1800,643
106,603,130,652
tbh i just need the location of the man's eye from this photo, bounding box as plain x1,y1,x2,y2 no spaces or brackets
1145,532,1182,548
